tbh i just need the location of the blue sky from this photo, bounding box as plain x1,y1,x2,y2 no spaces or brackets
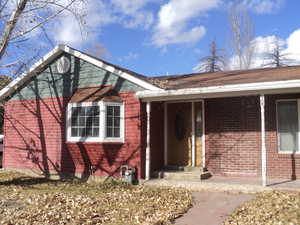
5,0,300,78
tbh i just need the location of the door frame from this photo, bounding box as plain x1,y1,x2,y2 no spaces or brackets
164,99,205,167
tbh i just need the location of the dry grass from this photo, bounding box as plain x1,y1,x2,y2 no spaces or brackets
223,191,300,225
0,171,192,225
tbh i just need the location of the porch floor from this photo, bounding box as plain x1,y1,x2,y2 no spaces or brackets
143,176,300,193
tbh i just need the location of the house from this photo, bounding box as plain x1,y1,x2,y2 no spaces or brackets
1,45,300,186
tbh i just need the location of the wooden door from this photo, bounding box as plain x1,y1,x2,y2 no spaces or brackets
167,103,192,166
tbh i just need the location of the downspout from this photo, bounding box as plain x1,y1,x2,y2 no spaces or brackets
260,95,267,186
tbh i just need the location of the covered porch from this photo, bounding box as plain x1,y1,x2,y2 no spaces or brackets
138,79,300,186
141,94,268,186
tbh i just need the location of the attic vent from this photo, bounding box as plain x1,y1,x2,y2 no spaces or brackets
56,56,70,74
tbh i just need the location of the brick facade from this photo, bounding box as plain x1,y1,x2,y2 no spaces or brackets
205,94,300,179
265,94,300,179
205,96,261,177
3,91,144,179
4,92,300,180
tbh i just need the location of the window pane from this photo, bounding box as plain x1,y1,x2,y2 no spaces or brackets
106,127,113,137
278,101,299,152
114,128,120,137
93,117,99,126
93,128,99,137
78,107,85,116
71,107,79,116
86,127,93,136
93,106,99,116
79,128,86,137
70,105,101,138
71,117,78,126
107,106,113,116
114,117,120,127
114,106,120,116
107,116,113,127
86,117,93,127
71,128,78,137
79,117,85,126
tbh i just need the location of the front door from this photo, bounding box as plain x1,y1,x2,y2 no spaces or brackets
167,102,203,167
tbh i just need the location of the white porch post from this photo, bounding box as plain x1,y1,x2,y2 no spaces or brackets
164,102,168,166
260,95,267,187
146,101,151,180
191,102,196,167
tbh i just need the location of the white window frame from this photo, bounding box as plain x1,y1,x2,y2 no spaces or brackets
103,102,125,143
276,99,300,154
66,101,124,143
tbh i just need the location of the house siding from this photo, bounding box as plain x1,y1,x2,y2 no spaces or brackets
8,54,144,102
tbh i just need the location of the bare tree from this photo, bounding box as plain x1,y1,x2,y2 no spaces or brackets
263,36,297,67
197,40,227,72
229,3,256,70
0,0,86,77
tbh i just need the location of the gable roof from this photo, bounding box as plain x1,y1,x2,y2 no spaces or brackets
0,45,161,101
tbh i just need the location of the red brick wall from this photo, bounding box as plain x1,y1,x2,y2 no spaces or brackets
205,96,261,177
265,94,300,179
3,92,144,179
205,94,300,179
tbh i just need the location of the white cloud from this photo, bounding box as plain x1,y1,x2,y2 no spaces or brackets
240,0,284,14
109,0,160,29
228,29,300,70
152,0,220,47
53,0,160,46
118,52,140,62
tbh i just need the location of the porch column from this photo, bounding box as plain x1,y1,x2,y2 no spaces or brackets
260,95,267,186
191,102,196,167
164,102,168,166
146,101,151,180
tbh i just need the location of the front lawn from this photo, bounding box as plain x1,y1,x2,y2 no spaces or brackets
0,171,192,225
223,191,300,225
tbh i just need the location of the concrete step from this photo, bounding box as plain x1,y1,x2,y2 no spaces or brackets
158,170,212,181
163,166,206,172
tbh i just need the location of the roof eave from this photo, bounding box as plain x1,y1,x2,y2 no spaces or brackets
136,79,300,101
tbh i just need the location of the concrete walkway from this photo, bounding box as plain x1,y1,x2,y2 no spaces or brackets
143,177,300,193
176,191,254,225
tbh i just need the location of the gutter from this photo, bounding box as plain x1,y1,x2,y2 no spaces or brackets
136,79,300,101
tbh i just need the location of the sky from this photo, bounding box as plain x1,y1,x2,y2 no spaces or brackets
5,0,300,77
